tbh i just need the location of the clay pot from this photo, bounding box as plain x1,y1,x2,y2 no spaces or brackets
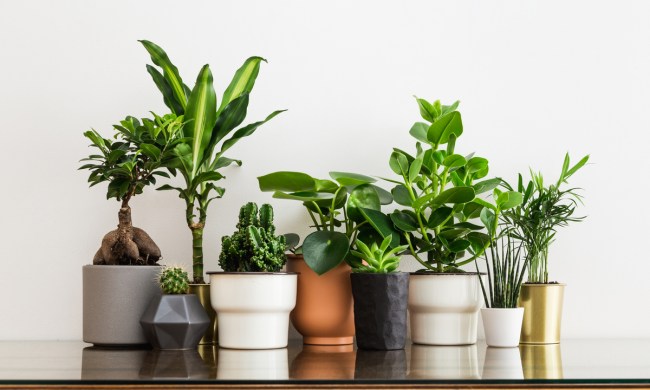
286,254,355,345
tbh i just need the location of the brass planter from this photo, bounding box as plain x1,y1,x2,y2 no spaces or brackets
189,284,217,345
519,344,563,379
517,283,565,344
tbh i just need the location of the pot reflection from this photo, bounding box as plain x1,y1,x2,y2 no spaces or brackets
290,344,356,379
139,350,211,379
519,344,563,379
409,344,480,379
197,344,218,378
354,349,406,380
217,348,288,380
81,346,149,380
481,347,523,379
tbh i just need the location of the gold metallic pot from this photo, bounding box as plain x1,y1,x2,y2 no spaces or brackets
517,283,565,344
519,344,563,379
189,284,218,345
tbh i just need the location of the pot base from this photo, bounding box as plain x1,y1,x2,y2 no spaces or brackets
303,336,354,345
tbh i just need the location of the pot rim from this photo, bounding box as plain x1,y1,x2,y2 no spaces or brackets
408,271,486,276
83,264,161,268
522,282,566,287
481,307,524,311
350,271,409,276
206,271,298,275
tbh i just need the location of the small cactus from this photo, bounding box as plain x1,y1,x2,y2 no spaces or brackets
219,203,287,272
159,266,190,294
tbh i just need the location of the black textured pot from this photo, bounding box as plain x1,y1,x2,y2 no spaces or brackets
140,295,210,350
350,272,409,350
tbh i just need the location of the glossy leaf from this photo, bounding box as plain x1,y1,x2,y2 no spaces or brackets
330,171,376,186
358,207,401,248
496,190,523,210
392,184,413,207
466,157,488,174
390,210,418,232
442,154,467,169
347,184,381,222
184,65,217,177
473,178,502,194
415,98,436,122
258,171,315,192
145,65,184,115
433,187,475,205
408,156,423,182
389,151,409,177
370,185,393,205
409,122,429,143
448,239,471,252
140,40,187,110
211,93,249,148
427,111,463,145
218,56,265,116
219,110,285,156
427,206,453,228
273,191,334,202
302,230,349,275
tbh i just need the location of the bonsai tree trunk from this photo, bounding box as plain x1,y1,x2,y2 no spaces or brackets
93,197,161,265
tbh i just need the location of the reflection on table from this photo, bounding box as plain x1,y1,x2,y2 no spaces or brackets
520,344,563,379
482,347,523,379
217,348,289,380
409,344,480,379
290,344,356,379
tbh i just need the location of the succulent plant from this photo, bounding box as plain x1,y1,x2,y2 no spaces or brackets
219,203,287,272
159,266,190,294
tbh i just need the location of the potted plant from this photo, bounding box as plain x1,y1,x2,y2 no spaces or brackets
140,266,210,350
140,40,284,342
79,113,182,345
359,97,500,345
504,153,589,344
349,236,409,350
208,202,297,349
258,171,392,345
474,186,526,347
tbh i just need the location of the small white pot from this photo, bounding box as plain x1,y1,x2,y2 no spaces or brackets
408,273,483,345
209,272,297,349
481,307,524,348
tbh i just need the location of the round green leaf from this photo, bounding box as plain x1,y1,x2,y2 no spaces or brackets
433,187,475,205
427,206,453,228
392,184,413,207
302,231,350,275
347,184,381,222
390,210,418,232
258,171,316,192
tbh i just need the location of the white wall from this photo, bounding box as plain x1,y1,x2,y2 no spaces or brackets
1,0,648,340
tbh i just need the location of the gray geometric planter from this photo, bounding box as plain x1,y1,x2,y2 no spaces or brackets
140,294,210,350
350,272,409,350
83,265,161,346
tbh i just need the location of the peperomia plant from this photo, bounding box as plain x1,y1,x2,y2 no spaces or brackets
80,113,183,265
350,236,408,274
140,40,284,283
257,171,392,275
360,98,501,273
502,153,589,284
219,203,287,272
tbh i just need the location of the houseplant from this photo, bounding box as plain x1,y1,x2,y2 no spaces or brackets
140,266,210,350
359,97,500,345
258,171,391,345
79,113,183,345
208,202,297,349
349,236,409,350
504,153,589,344
140,40,284,342
475,186,526,347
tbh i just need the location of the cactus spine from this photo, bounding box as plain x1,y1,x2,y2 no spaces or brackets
159,266,190,294
219,203,287,272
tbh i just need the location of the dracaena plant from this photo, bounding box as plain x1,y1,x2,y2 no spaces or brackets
360,97,503,273
350,236,409,273
257,171,393,275
140,40,284,283
80,113,183,265
502,153,589,284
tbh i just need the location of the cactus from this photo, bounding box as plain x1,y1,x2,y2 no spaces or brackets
219,203,287,272
159,266,190,294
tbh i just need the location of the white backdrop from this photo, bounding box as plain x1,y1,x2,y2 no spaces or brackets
1,0,648,340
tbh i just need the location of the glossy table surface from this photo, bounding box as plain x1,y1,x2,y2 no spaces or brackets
1,339,650,388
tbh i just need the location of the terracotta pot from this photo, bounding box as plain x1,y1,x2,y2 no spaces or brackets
286,254,354,345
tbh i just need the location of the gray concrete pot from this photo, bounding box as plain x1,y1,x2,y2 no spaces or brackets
83,265,161,346
140,294,210,350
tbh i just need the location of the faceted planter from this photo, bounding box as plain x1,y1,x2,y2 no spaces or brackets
83,265,161,346
208,272,297,349
408,273,483,345
350,272,409,350
518,283,565,344
140,294,210,350
481,307,524,347
287,254,355,345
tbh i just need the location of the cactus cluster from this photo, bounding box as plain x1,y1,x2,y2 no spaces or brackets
219,203,287,272
159,266,190,294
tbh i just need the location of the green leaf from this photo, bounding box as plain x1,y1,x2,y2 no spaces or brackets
192,171,224,188
347,184,381,222
302,231,350,275
409,122,430,143
212,156,242,170
145,65,184,115
467,231,491,254
427,111,463,145
273,191,334,202
473,178,502,194
442,154,467,169
139,143,161,161
428,206,453,228
408,156,423,182
462,202,484,219
370,185,393,205
452,222,484,230
358,208,400,248
184,65,217,177
441,101,460,116
139,40,187,110
218,56,265,116
466,157,488,174
433,187,475,205
389,151,410,177
496,190,523,210
415,97,436,122
329,171,376,186
391,184,413,207
565,154,590,180
390,210,418,232
448,239,471,253
210,93,249,151
258,171,316,192
480,207,496,235
219,110,285,156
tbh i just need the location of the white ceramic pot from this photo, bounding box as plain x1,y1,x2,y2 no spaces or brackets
481,307,524,347
408,273,483,345
481,347,523,379
208,272,297,349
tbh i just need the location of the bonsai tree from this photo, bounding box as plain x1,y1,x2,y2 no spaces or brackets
257,171,393,274
219,202,287,272
140,40,284,283
159,266,190,294
360,97,501,272
80,113,183,265
503,153,589,283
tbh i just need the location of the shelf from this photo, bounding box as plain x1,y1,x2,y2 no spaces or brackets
1,339,649,389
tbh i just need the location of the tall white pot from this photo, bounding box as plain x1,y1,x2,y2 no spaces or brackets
209,272,297,349
408,273,483,345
